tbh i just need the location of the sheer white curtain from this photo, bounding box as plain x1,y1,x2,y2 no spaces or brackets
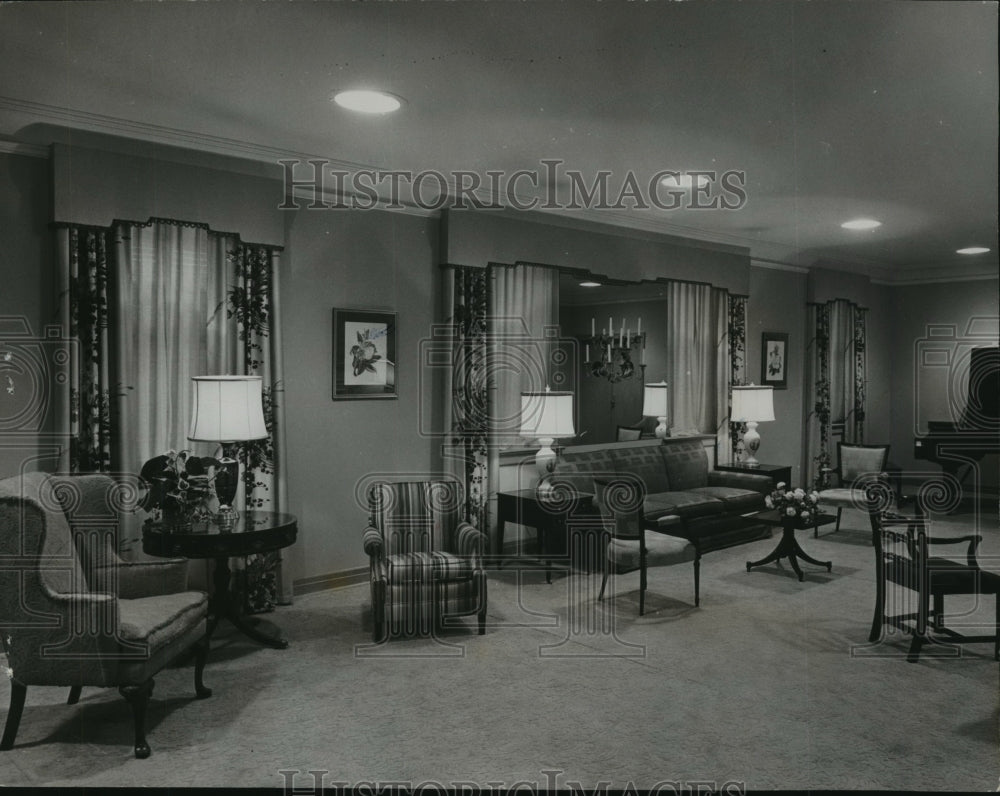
112,222,214,479
488,264,560,447
666,282,729,445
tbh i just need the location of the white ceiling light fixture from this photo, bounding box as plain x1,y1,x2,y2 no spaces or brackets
840,218,883,230
956,246,990,255
579,281,601,287
331,89,404,114
660,173,710,190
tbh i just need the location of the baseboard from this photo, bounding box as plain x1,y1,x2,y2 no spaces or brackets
294,566,368,596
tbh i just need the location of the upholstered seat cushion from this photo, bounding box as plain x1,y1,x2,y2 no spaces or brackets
118,591,209,651
386,551,473,582
608,531,696,571
925,558,1000,594
688,486,764,513
644,491,725,521
817,488,866,511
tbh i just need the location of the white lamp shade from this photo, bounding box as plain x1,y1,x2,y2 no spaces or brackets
642,381,669,417
730,385,775,422
188,375,268,442
519,389,576,439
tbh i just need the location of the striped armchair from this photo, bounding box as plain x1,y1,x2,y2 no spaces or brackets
362,481,487,642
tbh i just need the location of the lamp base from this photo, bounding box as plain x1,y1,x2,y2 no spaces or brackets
535,438,556,498
742,421,762,467
654,417,668,439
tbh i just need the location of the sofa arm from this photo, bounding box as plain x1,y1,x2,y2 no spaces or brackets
708,470,773,494
362,526,383,559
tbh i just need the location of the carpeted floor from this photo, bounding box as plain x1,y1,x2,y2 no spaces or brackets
1,507,997,791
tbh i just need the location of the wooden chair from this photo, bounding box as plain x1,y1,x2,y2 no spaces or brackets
815,442,890,535
867,492,999,662
594,476,695,615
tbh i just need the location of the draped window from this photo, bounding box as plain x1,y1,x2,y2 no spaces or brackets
806,298,867,488
666,282,732,455
57,219,288,609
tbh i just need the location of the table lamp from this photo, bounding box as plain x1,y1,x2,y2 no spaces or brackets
519,387,576,497
642,381,669,438
188,375,268,525
730,384,775,467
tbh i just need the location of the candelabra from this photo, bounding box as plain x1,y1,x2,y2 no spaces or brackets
583,332,646,382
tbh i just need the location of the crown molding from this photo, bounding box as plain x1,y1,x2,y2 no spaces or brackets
1,95,995,285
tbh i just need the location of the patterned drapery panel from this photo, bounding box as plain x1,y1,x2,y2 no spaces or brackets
443,266,490,535
806,299,866,489
57,226,115,474
727,295,748,464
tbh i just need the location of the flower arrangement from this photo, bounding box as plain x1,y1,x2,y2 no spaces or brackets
765,482,821,525
139,449,220,528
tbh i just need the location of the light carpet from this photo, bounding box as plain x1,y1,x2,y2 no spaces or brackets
1,508,997,791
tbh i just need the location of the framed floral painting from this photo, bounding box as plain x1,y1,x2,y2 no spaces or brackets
332,308,397,400
761,331,788,390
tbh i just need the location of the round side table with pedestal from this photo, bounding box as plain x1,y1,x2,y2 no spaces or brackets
143,511,297,649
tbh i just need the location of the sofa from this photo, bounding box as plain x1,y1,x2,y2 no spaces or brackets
550,437,773,605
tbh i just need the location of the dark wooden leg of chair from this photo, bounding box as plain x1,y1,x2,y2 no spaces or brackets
932,593,944,631
639,546,647,617
835,507,843,532
869,567,885,643
693,555,701,607
478,576,487,635
0,681,26,751
67,685,82,705
119,681,153,759
598,571,608,601
372,580,387,643
906,632,924,663
194,637,212,699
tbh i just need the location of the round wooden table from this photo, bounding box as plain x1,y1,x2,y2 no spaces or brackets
143,511,297,649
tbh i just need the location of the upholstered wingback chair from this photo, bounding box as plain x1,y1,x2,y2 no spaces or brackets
0,472,211,759
362,480,487,641
816,442,890,535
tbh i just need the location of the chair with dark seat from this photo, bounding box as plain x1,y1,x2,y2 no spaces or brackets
0,472,211,759
867,492,999,662
815,442,890,535
595,476,696,616
616,426,643,442
362,480,487,641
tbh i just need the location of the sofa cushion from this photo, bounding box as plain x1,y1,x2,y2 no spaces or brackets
611,446,671,494
550,449,617,494
688,486,765,514
660,440,710,491
118,590,208,653
643,491,725,521
386,551,473,583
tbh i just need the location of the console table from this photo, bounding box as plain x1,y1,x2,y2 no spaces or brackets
715,462,792,488
496,489,596,582
143,511,297,649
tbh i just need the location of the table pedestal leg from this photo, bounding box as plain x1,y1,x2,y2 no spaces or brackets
746,525,832,582
209,557,289,649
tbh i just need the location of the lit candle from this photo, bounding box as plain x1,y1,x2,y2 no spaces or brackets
641,344,646,365
591,318,595,337
585,344,590,362
608,317,613,338
637,317,642,336
607,343,612,359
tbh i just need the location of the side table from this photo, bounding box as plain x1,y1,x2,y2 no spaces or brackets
495,489,596,583
143,511,297,649
715,462,792,488
745,509,834,582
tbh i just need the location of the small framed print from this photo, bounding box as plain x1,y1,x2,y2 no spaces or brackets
332,308,397,400
761,332,789,390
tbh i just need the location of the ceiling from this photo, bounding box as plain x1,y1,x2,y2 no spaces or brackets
1,0,997,283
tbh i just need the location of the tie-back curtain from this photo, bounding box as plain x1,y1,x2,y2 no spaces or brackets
57,219,288,607
666,282,731,453
806,298,867,488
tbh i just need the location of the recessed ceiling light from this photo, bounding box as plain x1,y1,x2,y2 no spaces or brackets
331,89,404,114
956,246,990,255
660,173,710,189
579,281,601,287
840,218,882,230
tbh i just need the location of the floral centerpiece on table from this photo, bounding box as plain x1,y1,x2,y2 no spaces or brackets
765,482,821,525
139,449,221,529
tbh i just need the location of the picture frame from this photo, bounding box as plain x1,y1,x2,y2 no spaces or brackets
332,308,397,400
761,332,789,390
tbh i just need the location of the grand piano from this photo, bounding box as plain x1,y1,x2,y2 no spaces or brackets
914,346,1000,500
